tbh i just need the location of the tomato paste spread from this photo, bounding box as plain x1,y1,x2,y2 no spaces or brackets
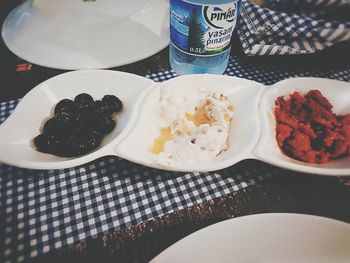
275,90,350,163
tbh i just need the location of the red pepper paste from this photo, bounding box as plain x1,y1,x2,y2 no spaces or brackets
275,90,350,163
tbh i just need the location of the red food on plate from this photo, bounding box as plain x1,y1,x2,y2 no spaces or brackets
275,89,350,163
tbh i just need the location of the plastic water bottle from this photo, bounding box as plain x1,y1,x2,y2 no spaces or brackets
169,0,242,75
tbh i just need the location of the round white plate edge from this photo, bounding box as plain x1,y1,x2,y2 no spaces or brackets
150,213,350,263
1,0,170,70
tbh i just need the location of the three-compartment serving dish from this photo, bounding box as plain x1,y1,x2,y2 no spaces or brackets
0,70,349,176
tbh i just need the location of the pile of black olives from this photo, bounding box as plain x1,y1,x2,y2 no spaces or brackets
34,93,123,157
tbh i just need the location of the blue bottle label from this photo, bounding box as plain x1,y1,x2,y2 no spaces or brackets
170,0,239,56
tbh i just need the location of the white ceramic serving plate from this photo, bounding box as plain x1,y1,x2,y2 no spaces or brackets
0,71,349,176
254,77,350,176
2,0,169,70
116,75,264,172
150,213,350,263
0,70,154,169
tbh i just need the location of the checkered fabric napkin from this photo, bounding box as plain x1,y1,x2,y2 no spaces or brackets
237,0,350,55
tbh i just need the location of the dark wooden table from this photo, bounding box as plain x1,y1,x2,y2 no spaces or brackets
1,1,350,263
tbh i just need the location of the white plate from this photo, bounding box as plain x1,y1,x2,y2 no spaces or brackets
2,0,169,70
150,213,350,263
0,71,349,176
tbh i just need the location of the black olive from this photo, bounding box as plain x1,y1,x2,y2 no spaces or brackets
75,112,91,128
56,110,78,122
54,99,78,122
54,99,76,114
74,140,89,155
74,93,94,111
50,133,83,157
35,133,63,153
34,134,51,153
82,129,103,151
102,95,123,113
48,134,65,154
57,129,102,157
64,138,88,157
65,120,86,136
91,129,103,142
81,111,99,130
43,118,65,135
95,115,116,134
92,100,110,116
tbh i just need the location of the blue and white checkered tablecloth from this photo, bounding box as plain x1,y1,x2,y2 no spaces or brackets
1,53,350,263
